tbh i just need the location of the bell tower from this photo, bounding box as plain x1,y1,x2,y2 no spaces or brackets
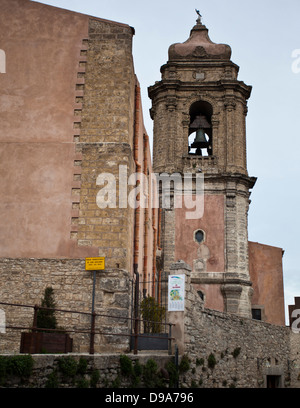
148,13,257,317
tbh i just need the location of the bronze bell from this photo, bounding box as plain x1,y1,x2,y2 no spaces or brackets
189,114,212,155
191,128,209,150
193,128,207,144
189,114,211,131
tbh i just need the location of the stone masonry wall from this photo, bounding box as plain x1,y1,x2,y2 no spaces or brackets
0,353,172,388
0,259,132,354
71,18,136,272
169,261,300,388
74,142,135,271
80,18,135,145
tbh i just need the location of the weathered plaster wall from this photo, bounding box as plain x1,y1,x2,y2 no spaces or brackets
249,241,285,326
175,194,225,274
0,0,90,258
174,194,225,311
0,0,154,271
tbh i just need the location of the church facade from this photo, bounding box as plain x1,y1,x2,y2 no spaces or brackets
0,0,292,375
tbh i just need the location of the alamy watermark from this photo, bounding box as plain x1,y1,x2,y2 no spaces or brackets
291,309,300,333
0,49,5,73
291,49,300,74
96,165,204,220
0,309,5,333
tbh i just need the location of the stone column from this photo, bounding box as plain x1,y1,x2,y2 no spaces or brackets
224,97,236,172
223,177,254,318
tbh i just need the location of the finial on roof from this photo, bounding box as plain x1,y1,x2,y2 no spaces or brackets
195,9,202,24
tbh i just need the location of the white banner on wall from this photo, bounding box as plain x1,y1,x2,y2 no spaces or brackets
168,274,185,311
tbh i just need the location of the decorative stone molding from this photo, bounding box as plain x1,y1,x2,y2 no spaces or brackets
224,98,236,111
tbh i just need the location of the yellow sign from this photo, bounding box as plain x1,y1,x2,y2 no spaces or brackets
85,257,105,271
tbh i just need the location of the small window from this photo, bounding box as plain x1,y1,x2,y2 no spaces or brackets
197,290,205,301
195,229,204,244
252,308,262,320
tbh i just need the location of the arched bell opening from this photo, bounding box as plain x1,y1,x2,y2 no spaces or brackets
188,101,213,156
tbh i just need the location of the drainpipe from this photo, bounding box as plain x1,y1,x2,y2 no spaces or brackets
143,134,149,294
133,81,142,275
152,207,157,297
133,82,142,353
157,207,162,304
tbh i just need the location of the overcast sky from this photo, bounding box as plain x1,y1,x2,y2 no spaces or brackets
33,0,300,323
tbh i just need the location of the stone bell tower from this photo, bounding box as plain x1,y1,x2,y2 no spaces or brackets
148,13,257,318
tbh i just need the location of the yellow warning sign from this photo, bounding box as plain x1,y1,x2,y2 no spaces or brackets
85,257,105,271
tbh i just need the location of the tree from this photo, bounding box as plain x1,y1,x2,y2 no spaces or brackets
36,287,57,331
140,296,165,333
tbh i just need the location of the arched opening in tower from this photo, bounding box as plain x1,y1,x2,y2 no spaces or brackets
188,100,213,156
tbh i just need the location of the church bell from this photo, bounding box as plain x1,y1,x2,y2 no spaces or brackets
189,114,211,153
193,128,207,145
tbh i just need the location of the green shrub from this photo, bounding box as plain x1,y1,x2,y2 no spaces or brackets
0,356,7,385
120,354,133,376
37,287,57,331
143,359,164,388
232,347,241,359
58,356,78,378
111,376,121,388
90,369,100,388
133,360,143,378
77,357,88,375
0,355,34,386
179,354,190,373
76,378,90,388
140,296,166,333
207,353,217,369
165,360,178,388
196,357,204,366
6,355,34,377
45,370,59,388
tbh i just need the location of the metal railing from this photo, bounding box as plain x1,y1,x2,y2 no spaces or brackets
0,301,174,355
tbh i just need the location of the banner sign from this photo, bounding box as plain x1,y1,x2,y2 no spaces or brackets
168,274,185,311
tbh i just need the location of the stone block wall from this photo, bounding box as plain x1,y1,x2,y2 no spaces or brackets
168,261,300,388
71,18,137,271
80,18,135,145
0,259,132,354
74,142,135,271
0,353,173,388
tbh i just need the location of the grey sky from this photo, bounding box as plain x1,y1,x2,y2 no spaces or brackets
33,0,300,323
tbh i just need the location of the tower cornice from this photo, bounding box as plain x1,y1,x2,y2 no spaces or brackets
148,79,252,101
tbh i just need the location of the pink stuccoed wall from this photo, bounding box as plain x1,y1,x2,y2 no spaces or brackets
174,194,225,311
0,0,91,257
249,241,285,326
